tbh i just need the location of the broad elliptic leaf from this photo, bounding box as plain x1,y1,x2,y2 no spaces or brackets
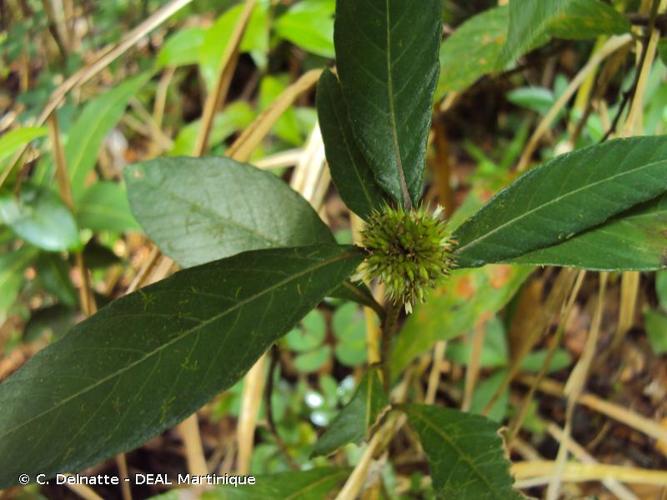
403,405,522,499
511,194,667,271
391,265,531,378
0,245,362,487
499,0,629,66
77,181,140,233
67,73,151,199
334,0,441,207
317,69,386,219
436,6,508,98
35,253,78,307
202,467,350,500
125,157,335,268
644,309,667,355
454,137,667,268
313,368,388,456
0,185,80,252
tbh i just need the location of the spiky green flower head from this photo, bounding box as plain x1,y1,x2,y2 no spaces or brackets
361,205,454,313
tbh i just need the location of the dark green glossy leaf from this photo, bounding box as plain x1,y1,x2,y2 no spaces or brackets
511,194,667,270
0,186,80,252
403,404,522,499
313,368,388,456
334,0,441,206
317,69,386,219
499,0,629,66
391,265,531,377
202,467,350,499
436,6,508,97
454,137,667,268
67,73,151,199
0,245,362,487
125,157,335,268
77,182,140,233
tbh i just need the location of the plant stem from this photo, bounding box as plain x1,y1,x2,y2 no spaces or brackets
380,302,401,392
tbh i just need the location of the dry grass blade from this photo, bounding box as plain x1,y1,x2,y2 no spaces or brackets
513,461,667,488
194,0,257,155
547,273,608,500
547,423,638,500
227,69,323,162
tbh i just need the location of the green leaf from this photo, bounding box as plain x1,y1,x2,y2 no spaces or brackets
333,303,368,367
510,193,667,270
274,0,335,58
500,0,629,66
66,73,151,198
469,371,509,423
201,467,350,499
0,126,48,163
168,101,254,156
0,185,80,252
312,368,388,456
76,181,140,233
391,265,531,377
317,69,386,218
35,253,77,307
0,246,38,315
199,3,269,89
157,27,205,68
258,75,303,146
0,245,362,487
656,270,667,310
454,137,667,268
334,0,441,206
644,309,667,355
403,404,522,499
125,157,335,268
294,345,331,373
436,6,508,97
285,309,326,352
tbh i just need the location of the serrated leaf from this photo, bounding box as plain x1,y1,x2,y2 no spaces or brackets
0,245,362,487
312,368,388,456
334,0,441,207
0,185,80,252
454,137,667,268
436,6,508,97
317,69,386,218
125,157,335,268
77,181,140,233
499,0,629,66
510,193,667,270
274,0,335,58
391,265,530,377
403,404,522,499
66,73,151,199
202,467,350,499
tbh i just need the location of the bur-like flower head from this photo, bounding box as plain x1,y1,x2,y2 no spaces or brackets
361,205,454,312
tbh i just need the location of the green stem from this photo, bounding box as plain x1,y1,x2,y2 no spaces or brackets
380,302,401,392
